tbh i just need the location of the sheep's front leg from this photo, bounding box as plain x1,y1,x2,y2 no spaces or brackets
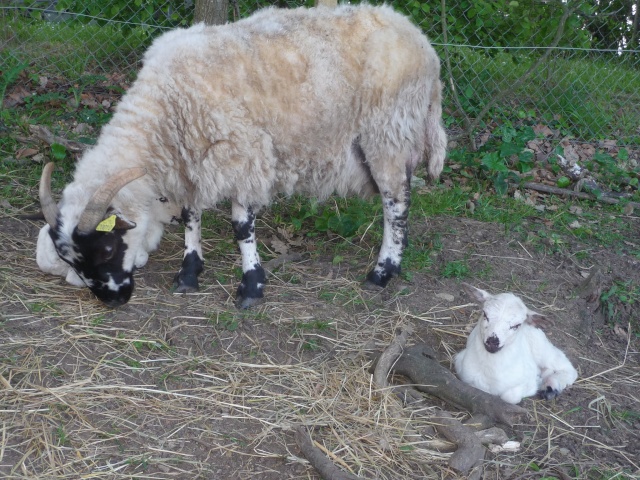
366,184,410,288
232,202,266,309
173,207,204,293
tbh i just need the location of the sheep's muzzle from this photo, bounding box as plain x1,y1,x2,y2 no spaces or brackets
484,335,501,353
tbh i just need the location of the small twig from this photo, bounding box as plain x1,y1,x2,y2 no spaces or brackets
294,426,360,480
262,252,305,276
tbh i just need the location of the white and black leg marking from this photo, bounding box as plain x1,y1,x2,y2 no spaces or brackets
232,201,266,309
366,181,410,288
173,207,204,293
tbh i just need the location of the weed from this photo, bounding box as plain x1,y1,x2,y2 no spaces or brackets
54,424,69,446
294,319,332,331
600,280,639,325
442,260,470,279
318,286,365,307
302,338,320,351
110,357,143,369
0,56,28,109
209,311,240,331
49,367,66,377
27,301,56,313
126,455,150,471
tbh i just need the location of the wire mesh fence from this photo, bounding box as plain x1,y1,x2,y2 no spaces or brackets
2,0,639,144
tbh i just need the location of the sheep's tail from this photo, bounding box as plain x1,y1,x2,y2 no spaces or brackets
424,78,447,181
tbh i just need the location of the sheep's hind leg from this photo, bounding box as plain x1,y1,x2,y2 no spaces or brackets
366,182,410,288
173,207,205,293
232,202,266,309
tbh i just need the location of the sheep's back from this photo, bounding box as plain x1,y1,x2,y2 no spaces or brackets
112,5,439,207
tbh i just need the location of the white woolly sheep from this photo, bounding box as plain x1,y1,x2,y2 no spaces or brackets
36,4,447,308
454,284,578,404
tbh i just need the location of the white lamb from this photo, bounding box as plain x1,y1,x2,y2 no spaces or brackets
454,284,578,404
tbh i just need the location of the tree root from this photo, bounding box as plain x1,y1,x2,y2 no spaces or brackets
368,335,529,476
294,426,360,480
376,343,529,427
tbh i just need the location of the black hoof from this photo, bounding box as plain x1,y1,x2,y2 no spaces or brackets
366,268,396,289
235,295,264,309
538,386,560,400
173,273,199,293
235,267,266,308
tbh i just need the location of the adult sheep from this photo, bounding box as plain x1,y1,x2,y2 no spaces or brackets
37,4,447,308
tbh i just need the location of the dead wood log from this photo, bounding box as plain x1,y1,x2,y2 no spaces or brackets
294,426,360,480
370,344,528,427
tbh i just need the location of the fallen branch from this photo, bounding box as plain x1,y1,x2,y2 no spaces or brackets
28,125,87,153
372,325,413,388
431,411,485,474
370,330,494,476
294,426,360,480
370,344,528,427
520,181,640,209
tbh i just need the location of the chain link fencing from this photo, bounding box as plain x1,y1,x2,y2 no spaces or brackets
2,0,639,145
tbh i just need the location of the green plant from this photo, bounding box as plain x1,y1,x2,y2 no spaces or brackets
302,338,320,351
68,74,107,108
600,280,639,325
54,424,69,446
209,311,240,331
0,58,28,110
442,260,469,278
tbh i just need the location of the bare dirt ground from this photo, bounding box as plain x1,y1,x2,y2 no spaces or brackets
1,198,639,479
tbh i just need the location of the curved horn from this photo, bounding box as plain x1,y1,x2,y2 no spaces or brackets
77,167,147,233
39,162,60,228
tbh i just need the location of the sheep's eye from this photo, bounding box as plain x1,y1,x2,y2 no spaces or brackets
482,312,489,322
510,323,521,330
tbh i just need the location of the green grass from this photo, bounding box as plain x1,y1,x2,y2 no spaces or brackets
1,15,152,78
446,47,640,142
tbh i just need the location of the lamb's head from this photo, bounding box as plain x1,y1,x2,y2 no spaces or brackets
37,163,147,307
463,283,552,353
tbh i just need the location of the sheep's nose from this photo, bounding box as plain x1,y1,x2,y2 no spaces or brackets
484,335,501,353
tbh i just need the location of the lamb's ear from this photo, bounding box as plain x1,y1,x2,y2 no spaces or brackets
526,311,554,330
461,283,492,304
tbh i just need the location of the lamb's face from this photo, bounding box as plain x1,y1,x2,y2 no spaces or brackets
477,292,528,353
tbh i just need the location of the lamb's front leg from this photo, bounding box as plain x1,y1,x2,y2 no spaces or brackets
538,365,579,400
366,184,410,288
232,202,266,309
173,207,204,293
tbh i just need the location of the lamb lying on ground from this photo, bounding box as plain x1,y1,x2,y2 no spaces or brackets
454,283,578,404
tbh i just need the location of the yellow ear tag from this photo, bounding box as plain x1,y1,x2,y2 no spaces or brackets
95,215,117,232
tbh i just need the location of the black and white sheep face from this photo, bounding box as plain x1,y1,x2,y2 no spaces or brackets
38,163,146,307
37,214,138,307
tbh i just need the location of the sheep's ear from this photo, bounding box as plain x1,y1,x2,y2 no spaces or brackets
461,283,492,304
526,311,554,330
